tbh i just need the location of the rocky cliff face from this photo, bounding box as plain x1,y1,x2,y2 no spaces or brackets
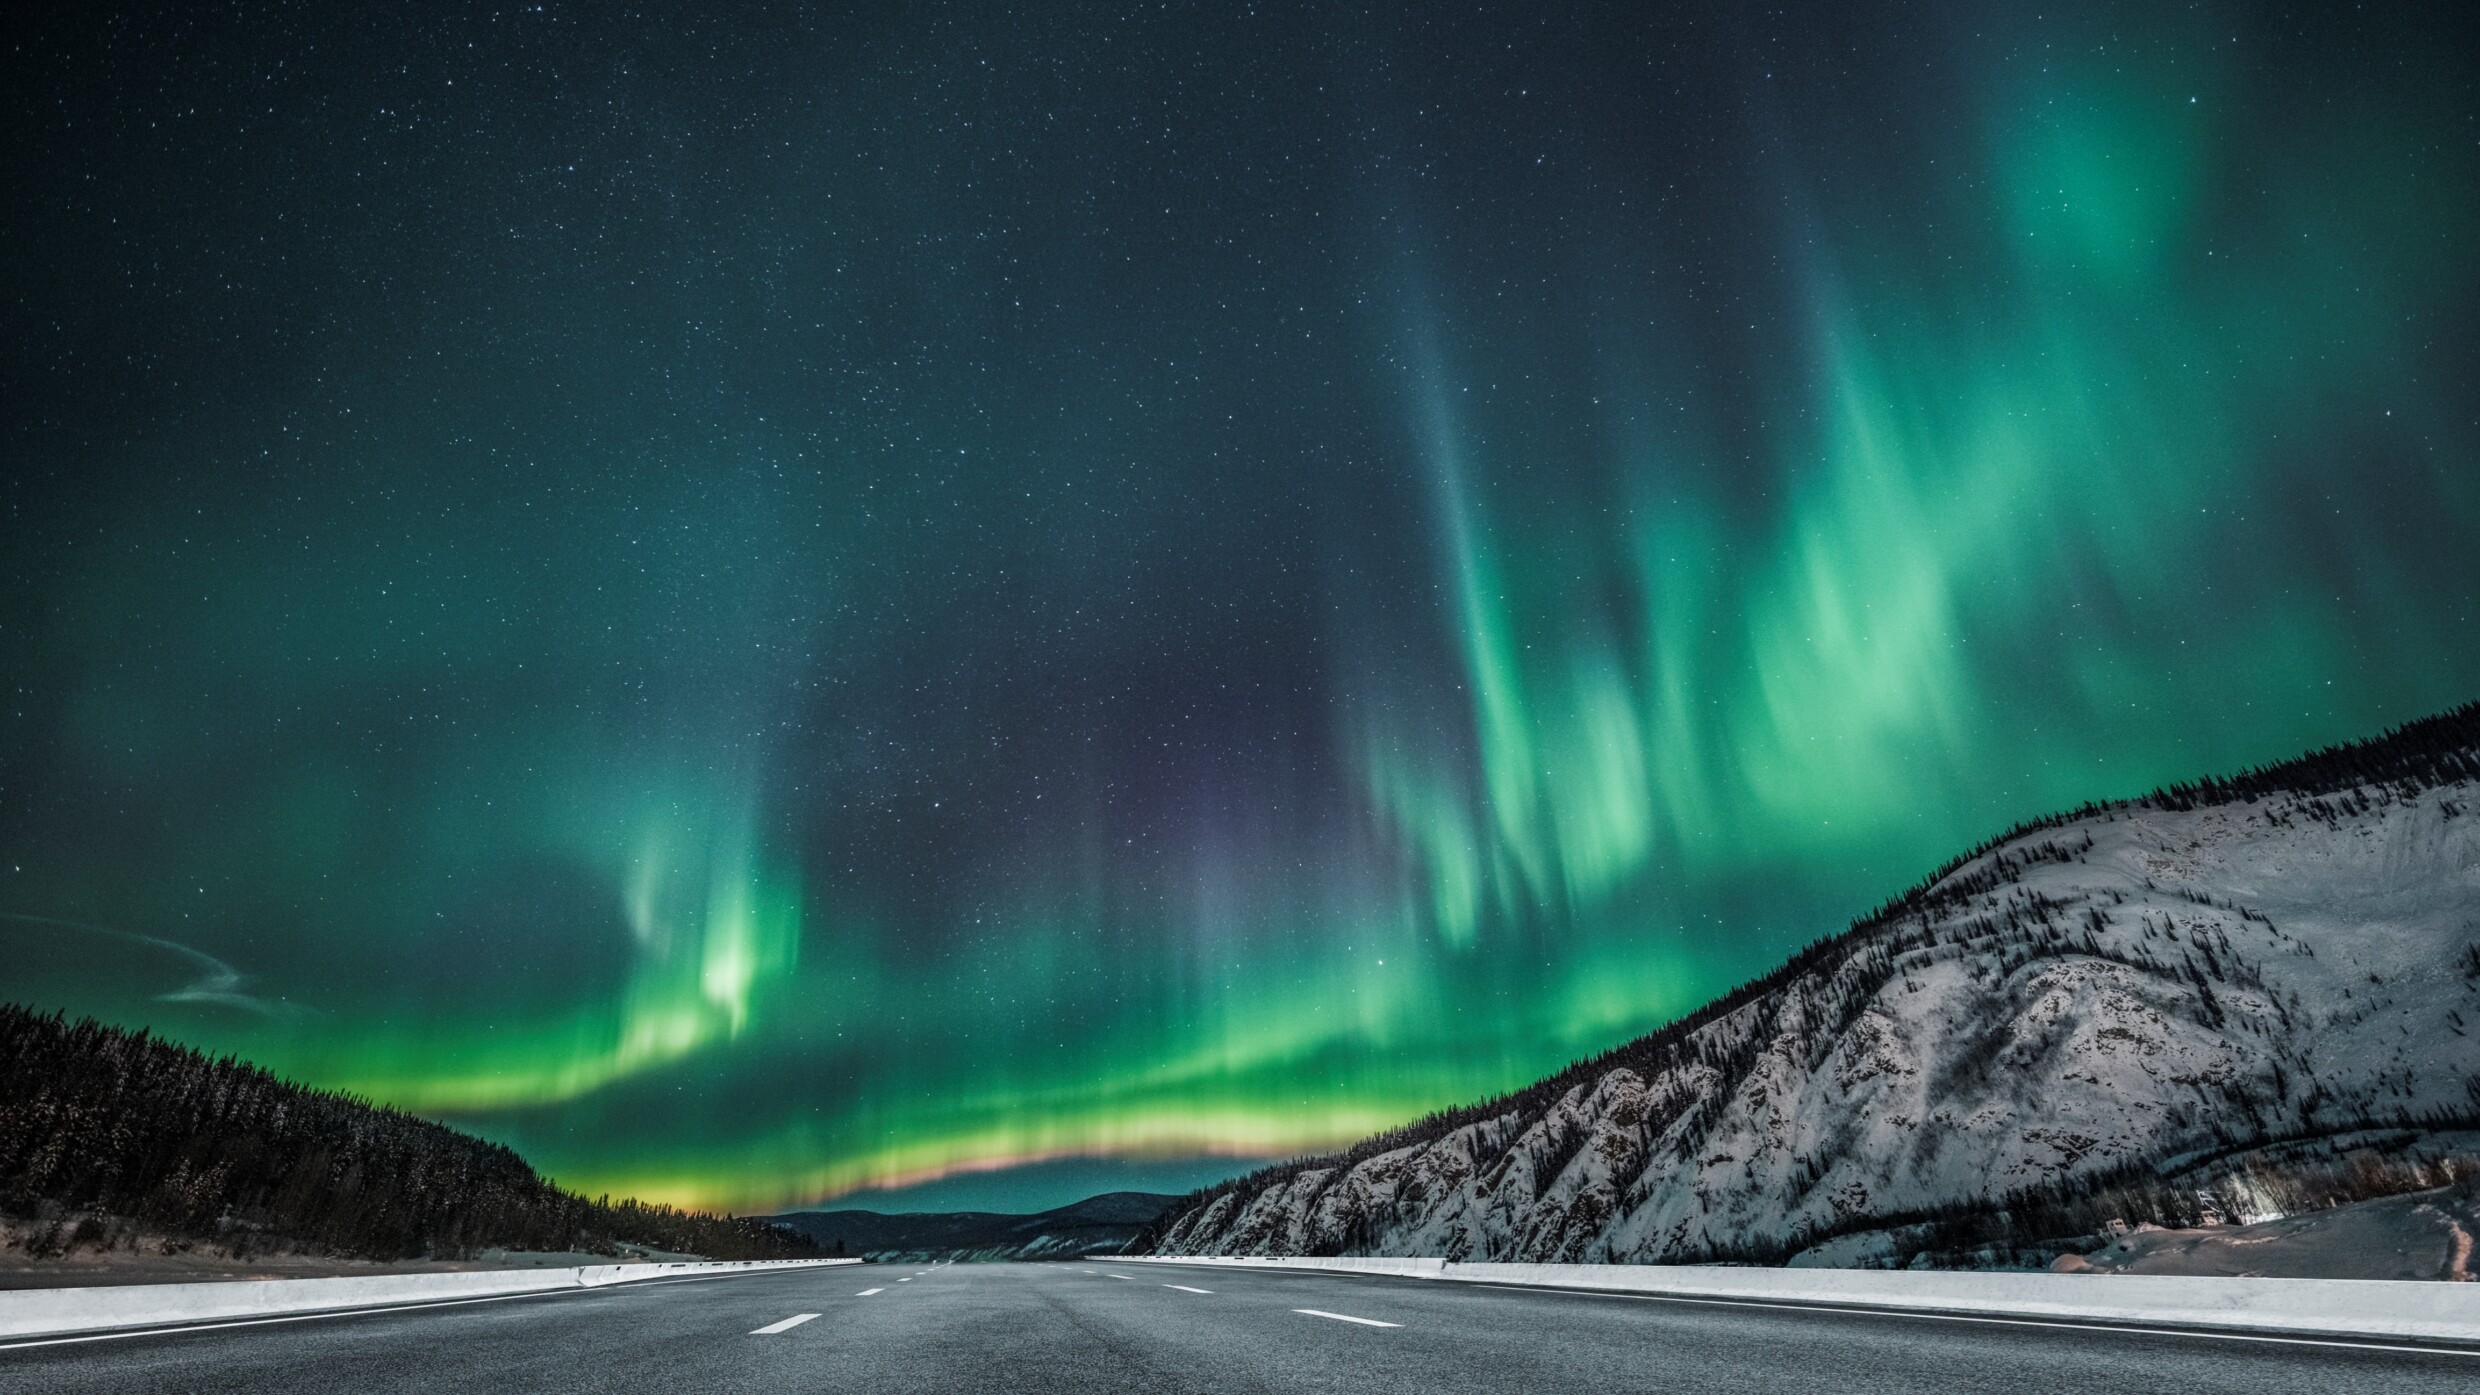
1143,706,2480,1264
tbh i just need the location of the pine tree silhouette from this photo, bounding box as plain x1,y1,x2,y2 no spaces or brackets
0,1007,816,1262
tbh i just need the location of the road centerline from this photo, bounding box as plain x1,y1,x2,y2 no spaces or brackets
748,1313,820,1335
1295,1308,1401,1328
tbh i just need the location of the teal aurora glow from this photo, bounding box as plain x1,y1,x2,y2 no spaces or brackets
1,3,2474,1212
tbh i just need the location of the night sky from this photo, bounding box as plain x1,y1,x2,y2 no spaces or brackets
4,3,2475,1214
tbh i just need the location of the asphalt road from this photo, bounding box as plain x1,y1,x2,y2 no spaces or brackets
0,1261,2471,1394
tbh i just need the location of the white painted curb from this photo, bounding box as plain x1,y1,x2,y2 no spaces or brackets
0,1257,862,1341
1122,1255,2480,1346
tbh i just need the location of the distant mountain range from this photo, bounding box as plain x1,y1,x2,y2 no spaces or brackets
770,1191,1178,1262
1138,702,2480,1271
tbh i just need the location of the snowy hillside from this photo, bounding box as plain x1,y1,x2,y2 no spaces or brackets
1142,705,2480,1265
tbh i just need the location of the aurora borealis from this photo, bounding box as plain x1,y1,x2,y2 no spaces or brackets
3,4,2475,1215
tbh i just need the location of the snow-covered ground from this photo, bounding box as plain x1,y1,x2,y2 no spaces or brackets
2054,1177,2478,1281
1151,744,2480,1265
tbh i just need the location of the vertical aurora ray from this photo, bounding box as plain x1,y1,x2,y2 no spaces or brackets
1359,29,2480,957
2,3,2475,1213
302,788,807,1113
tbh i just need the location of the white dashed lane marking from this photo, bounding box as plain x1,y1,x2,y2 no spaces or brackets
857,1288,886,1297
1103,1272,1136,1281
1295,1309,1401,1329
1163,1285,1214,1294
750,1314,820,1335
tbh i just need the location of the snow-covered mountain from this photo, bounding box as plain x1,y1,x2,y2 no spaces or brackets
1141,705,2480,1265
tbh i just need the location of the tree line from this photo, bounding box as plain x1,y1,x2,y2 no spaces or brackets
0,1005,815,1262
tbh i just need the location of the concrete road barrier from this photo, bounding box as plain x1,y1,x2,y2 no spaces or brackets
1122,1255,2480,1346
0,1258,861,1342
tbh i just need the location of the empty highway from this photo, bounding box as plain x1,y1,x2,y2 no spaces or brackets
0,1261,2470,1393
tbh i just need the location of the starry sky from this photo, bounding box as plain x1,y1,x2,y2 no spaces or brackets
3,3,2475,1215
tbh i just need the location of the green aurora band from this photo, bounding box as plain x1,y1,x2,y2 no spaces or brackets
2,5,2475,1212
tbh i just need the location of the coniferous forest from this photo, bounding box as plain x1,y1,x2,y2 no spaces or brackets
0,1005,815,1263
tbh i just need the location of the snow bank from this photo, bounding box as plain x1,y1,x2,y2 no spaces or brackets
1125,1255,2480,1344
0,1257,859,1342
